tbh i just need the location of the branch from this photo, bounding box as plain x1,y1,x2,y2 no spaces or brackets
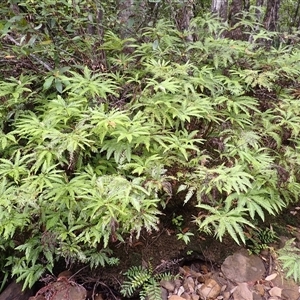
5,34,53,72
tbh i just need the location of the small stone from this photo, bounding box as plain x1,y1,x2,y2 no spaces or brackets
181,292,192,300
271,275,300,300
198,279,221,300
169,295,186,300
232,283,253,300
161,287,168,300
191,292,200,300
160,279,175,292
197,272,211,283
252,294,262,300
222,291,230,300
269,287,282,297
177,286,185,296
254,284,265,296
183,276,195,293
175,279,183,288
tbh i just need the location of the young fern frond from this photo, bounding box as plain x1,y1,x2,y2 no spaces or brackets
121,266,152,297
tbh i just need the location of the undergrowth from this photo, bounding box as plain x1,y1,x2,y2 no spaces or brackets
0,2,300,289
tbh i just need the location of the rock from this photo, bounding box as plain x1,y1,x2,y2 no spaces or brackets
269,287,282,297
197,273,212,283
232,283,253,300
161,287,169,300
0,280,33,300
254,283,265,296
281,287,299,300
271,275,300,300
169,295,186,300
181,292,192,300
222,291,230,300
183,276,195,293
177,285,185,296
160,279,176,292
198,279,221,300
252,294,262,300
191,292,200,300
31,279,86,300
221,249,265,283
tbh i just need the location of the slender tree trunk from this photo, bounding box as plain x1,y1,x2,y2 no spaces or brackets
211,0,228,21
244,0,250,11
255,0,264,23
117,0,147,39
263,0,280,31
228,0,243,27
118,0,134,39
248,0,264,44
293,0,300,31
226,0,243,40
173,0,195,42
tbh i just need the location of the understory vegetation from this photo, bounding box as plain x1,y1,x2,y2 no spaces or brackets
1,0,300,290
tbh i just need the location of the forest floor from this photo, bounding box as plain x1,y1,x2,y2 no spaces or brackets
3,204,300,300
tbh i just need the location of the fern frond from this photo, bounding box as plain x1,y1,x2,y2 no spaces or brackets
121,266,151,297
141,278,162,300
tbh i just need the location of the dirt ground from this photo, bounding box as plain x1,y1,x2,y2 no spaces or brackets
11,202,300,300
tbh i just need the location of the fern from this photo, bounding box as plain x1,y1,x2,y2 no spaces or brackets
140,278,162,300
121,266,174,300
277,239,300,283
121,266,152,297
195,204,255,244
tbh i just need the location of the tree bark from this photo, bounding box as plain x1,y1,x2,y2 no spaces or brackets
211,0,228,21
173,0,195,42
117,0,147,39
228,0,243,27
263,0,280,31
225,0,244,40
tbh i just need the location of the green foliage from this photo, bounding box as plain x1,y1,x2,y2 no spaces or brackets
247,227,278,255
121,265,174,300
1,0,300,289
277,239,300,283
177,231,194,244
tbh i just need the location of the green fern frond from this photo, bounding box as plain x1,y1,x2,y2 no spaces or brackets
141,278,162,300
121,266,151,297
277,239,300,283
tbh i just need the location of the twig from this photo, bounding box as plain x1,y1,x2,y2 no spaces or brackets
5,34,53,71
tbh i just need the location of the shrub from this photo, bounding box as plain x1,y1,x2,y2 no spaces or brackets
0,4,300,288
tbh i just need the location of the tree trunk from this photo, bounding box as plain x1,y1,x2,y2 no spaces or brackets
226,0,244,40
263,0,280,31
117,0,147,39
211,0,228,21
228,0,243,27
173,0,195,42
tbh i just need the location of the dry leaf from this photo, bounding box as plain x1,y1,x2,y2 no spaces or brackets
265,273,278,281
269,286,282,297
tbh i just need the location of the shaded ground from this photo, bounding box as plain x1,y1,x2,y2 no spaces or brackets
3,204,300,300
